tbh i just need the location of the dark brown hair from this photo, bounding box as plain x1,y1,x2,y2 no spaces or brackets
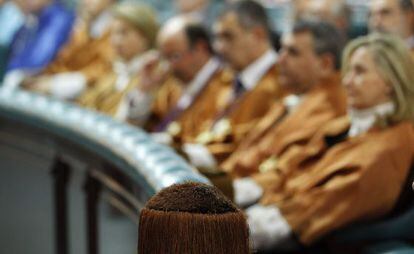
138,182,250,254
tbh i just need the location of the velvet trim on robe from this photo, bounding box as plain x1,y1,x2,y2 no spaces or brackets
168,68,234,144
142,77,184,131
77,72,139,116
255,117,414,244
222,73,347,177
201,64,288,163
43,21,114,84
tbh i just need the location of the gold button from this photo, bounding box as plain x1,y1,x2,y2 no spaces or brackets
196,131,215,144
212,118,232,138
167,121,181,136
259,156,278,173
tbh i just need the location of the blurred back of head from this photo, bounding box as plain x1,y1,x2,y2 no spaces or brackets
138,182,250,254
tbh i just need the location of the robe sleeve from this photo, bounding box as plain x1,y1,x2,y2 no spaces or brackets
280,143,411,244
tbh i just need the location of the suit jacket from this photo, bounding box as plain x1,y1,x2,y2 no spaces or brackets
202,63,288,163
255,117,414,245
222,74,347,177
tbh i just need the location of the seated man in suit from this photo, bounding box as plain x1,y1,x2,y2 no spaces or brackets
222,21,347,179
120,16,233,141
182,0,288,169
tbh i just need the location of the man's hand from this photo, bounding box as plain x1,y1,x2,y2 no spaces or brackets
138,51,170,93
182,143,217,169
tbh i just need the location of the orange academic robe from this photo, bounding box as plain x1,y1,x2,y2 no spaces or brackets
77,72,139,116
164,68,234,143
255,117,414,244
43,21,114,84
197,64,288,163
222,74,347,177
142,77,184,131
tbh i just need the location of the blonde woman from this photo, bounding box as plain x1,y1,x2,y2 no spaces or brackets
77,2,159,117
234,33,414,251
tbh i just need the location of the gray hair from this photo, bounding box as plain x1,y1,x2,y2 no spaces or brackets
292,20,345,70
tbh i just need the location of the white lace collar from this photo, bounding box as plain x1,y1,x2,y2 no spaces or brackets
348,102,395,137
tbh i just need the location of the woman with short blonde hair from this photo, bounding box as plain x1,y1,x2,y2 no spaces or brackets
342,33,414,125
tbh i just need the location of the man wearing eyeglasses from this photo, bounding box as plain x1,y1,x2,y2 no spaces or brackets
121,16,233,145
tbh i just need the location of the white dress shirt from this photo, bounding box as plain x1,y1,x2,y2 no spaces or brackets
238,48,278,91
175,57,221,110
185,49,278,169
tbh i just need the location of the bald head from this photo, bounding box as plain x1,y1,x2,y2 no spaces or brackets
158,16,212,83
158,16,189,47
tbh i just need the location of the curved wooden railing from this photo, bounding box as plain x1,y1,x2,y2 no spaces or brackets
0,87,209,254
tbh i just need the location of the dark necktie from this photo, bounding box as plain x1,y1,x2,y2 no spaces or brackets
153,107,183,132
233,77,245,98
